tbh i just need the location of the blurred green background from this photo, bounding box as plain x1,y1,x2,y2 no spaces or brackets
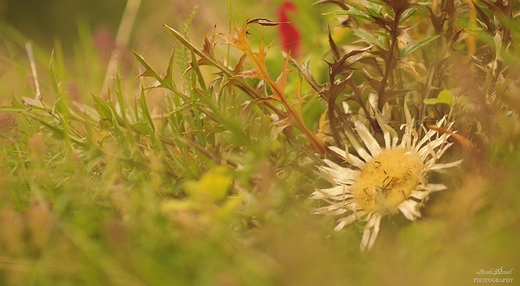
0,0,331,105
1,0,126,51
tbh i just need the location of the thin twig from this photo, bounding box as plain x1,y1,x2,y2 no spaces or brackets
25,42,42,99
100,0,142,94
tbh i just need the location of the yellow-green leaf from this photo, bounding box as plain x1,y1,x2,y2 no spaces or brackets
184,166,233,203
437,89,453,105
423,98,438,105
217,196,243,219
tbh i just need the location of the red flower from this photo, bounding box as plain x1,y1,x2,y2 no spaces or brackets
278,1,302,59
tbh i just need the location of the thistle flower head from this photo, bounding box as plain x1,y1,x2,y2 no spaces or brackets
312,104,461,251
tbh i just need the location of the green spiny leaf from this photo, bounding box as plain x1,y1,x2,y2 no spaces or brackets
139,89,155,133
352,28,385,49
401,34,440,56
91,94,113,122
48,50,60,95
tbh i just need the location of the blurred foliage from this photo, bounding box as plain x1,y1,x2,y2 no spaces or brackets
1,0,126,52
0,0,519,285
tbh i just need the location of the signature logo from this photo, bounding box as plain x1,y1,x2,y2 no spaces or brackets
476,267,513,276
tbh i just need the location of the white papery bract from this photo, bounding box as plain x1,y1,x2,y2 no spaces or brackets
312,105,461,251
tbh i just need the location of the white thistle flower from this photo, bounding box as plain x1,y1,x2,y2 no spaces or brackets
312,104,462,251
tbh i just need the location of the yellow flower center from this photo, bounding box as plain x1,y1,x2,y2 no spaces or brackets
352,148,423,215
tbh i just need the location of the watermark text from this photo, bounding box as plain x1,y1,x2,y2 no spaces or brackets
474,267,514,283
